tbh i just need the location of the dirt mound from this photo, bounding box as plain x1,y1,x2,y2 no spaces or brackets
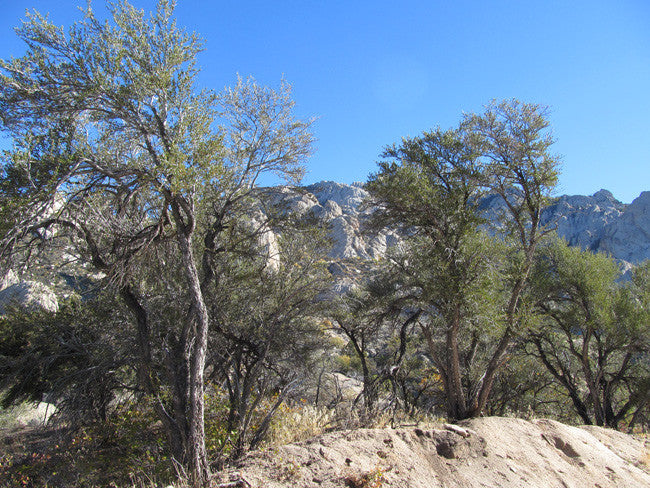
217,417,650,488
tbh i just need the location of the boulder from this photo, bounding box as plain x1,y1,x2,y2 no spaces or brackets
0,280,59,314
0,269,19,291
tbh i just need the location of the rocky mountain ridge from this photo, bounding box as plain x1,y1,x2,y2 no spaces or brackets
286,181,650,266
1,182,648,313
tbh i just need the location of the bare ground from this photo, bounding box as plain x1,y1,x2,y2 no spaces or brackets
216,417,650,488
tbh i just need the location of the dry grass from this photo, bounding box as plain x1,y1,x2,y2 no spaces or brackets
0,401,54,429
265,403,335,447
642,448,650,472
344,465,389,488
263,399,447,454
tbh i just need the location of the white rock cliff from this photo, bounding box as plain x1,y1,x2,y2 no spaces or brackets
284,182,649,265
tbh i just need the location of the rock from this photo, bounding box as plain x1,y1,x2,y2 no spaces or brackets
313,200,343,220
283,183,649,266
599,191,650,263
261,182,648,300
258,227,281,272
5,183,646,310
0,270,19,291
542,190,625,250
443,423,474,438
265,186,321,217
288,182,401,260
0,280,59,314
306,181,367,213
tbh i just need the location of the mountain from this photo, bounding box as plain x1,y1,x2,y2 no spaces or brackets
600,191,650,263
281,181,649,266
2,182,647,314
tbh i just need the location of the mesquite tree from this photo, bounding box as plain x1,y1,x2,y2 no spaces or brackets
0,1,313,485
529,239,650,428
366,101,559,420
366,126,503,420
461,100,560,415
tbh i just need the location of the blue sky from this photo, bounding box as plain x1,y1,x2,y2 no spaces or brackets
1,0,649,203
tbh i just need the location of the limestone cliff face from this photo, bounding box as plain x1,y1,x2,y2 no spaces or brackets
599,191,650,263
284,182,649,265
301,181,401,260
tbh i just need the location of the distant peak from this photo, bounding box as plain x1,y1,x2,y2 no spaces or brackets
307,180,346,189
592,189,615,201
630,191,650,205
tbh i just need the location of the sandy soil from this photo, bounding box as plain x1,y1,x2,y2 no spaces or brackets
216,417,650,488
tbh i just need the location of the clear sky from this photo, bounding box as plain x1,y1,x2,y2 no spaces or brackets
1,0,649,203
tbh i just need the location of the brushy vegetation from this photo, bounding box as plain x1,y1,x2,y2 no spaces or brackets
0,0,648,487
0,395,394,487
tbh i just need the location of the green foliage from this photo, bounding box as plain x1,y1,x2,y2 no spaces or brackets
0,1,317,482
529,238,650,428
0,396,176,487
461,99,560,211
365,124,502,420
367,127,485,234
364,100,560,421
462,99,561,329
486,348,572,421
0,387,337,487
0,295,131,424
204,211,332,457
1,3,646,484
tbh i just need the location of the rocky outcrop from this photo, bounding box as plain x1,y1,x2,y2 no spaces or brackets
2,183,647,310
481,189,650,266
304,182,401,260
278,182,649,265
0,278,59,314
266,182,401,261
600,191,650,263
542,189,625,250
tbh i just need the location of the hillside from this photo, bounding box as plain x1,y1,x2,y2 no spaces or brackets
2,181,648,316
284,181,650,265
218,417,650,488
1,182,649,487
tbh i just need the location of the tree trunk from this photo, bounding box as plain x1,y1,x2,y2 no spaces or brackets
472,327,511,416
532,338,593,425
471,247,537,417
121,285,190,467
177,232,211,487
446,305,467,420
581,331,605,426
